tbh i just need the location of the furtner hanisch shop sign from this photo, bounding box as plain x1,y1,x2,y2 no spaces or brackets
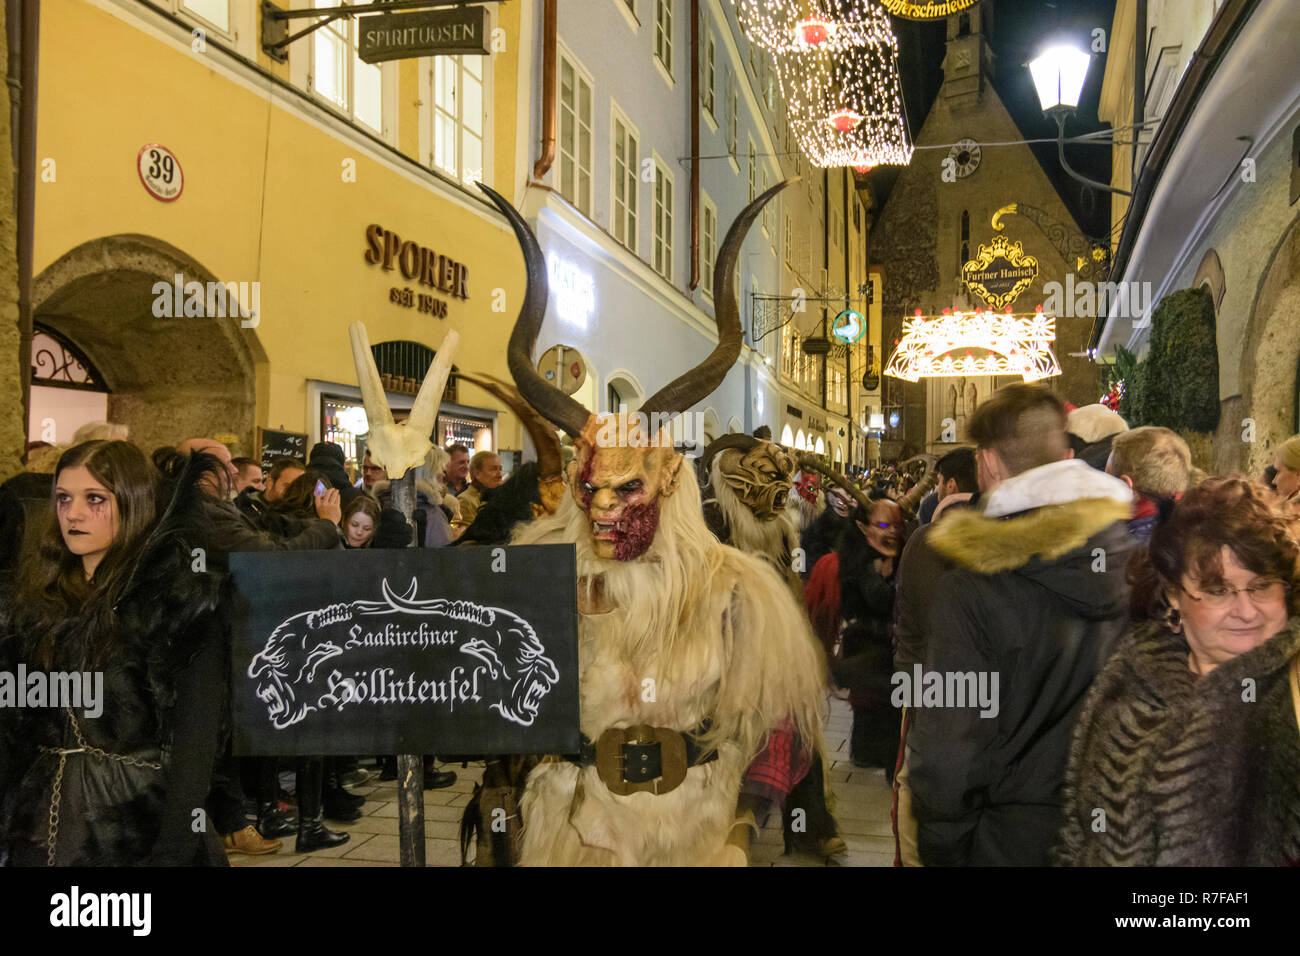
358,7,490,63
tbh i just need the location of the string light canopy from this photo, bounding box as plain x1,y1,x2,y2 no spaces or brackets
884,306,1063,383
731,1,913,169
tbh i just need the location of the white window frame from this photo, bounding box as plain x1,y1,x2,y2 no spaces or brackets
727,73,739,171
296,4,394,142
421,49,492,189
174,0,234,42
613,0,640,32
611,102,640,254
701,191,717,298
702,28,717,128
652,154,674,283
558,47,595,216
748,138,756,203
654,0,674,84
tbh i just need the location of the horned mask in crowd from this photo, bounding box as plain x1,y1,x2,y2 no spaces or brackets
795,452,872,514
350,322,459,480
793,471,820,504
477,179,793,561
702,434,796,521
457,373,565,517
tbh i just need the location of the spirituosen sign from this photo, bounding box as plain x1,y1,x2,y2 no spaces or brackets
358,7,490,64
961,235,1040,310
230,546,580,756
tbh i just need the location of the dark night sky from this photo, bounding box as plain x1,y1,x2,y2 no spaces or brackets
874,0,1120,240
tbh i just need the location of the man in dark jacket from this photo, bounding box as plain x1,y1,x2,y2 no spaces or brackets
307,441,361,509
891,446,978,865
907,384,1134,866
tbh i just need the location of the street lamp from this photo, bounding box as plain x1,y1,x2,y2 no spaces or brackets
1027,44,1132,196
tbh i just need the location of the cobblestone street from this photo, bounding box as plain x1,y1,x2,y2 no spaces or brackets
231,697,894,868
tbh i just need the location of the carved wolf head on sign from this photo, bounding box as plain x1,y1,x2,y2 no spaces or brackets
245,579,560,730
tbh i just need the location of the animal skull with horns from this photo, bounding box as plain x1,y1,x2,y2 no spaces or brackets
349,322,459,480
477,179,794,561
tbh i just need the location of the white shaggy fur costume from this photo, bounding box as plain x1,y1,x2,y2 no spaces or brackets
513,462,825,865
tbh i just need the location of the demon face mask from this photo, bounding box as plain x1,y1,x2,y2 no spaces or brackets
570,414,683,560
477,177,791,562
708,440,795,521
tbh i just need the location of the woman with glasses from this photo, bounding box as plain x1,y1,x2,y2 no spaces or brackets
1058,477,1300,865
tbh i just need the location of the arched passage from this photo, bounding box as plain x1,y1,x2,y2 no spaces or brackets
33,234,262,455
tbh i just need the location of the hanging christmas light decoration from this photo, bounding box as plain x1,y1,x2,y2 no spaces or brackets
884,306,1063,383
794,14,834,46
730,1,913,169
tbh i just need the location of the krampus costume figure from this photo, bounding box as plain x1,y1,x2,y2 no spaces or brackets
478,181,826,866
701,435,801,598
700,435,843,857
788,469,825,533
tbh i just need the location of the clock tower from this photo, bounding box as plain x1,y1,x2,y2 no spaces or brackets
941,3,994,107
874,0,1103,452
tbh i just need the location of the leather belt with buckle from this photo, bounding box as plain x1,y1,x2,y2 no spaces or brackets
565,720,717,796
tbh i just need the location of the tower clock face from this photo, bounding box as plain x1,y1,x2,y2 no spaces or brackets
879,0,979,20
948,138,981,178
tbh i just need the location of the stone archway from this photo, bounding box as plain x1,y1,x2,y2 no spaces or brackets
33,234,262,456
1237,213,1300,476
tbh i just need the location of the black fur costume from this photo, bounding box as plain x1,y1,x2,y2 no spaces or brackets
0,453,230,866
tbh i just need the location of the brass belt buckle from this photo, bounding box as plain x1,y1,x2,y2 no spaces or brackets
594,724,689,796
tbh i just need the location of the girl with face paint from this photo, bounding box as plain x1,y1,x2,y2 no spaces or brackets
2,440,232,866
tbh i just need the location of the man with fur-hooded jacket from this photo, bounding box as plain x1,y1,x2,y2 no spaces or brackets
907,384,1134,867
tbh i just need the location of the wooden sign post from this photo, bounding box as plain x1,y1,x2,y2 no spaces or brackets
390,471,424,867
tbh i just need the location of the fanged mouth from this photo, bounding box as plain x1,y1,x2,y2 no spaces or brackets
522,680,546,714
774,491,788,509
590,520,625,541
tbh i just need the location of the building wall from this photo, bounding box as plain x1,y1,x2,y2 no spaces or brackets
32,0,527,458
515,0,867,464
0,0,21,480
1099,0,1220,250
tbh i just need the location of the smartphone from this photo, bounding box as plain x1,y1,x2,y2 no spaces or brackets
315,480,327,496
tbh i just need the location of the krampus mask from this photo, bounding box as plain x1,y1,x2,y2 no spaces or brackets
701,434,796,521
477,180,790,561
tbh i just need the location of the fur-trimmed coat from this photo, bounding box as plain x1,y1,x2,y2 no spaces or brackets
907,459,1134,866
0,457,230,866
1058,619,1300,866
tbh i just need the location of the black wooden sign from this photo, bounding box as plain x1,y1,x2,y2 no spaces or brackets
358,7,491,64
228,545,579,756
257,427,308,474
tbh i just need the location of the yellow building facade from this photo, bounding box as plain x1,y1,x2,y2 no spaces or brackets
29,0,529,466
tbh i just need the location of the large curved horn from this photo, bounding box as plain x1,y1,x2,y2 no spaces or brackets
796,452,871,514
476,182,591,438
641,179,798,418
700,433,760,474
896,454,939,518
457,373,562,479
